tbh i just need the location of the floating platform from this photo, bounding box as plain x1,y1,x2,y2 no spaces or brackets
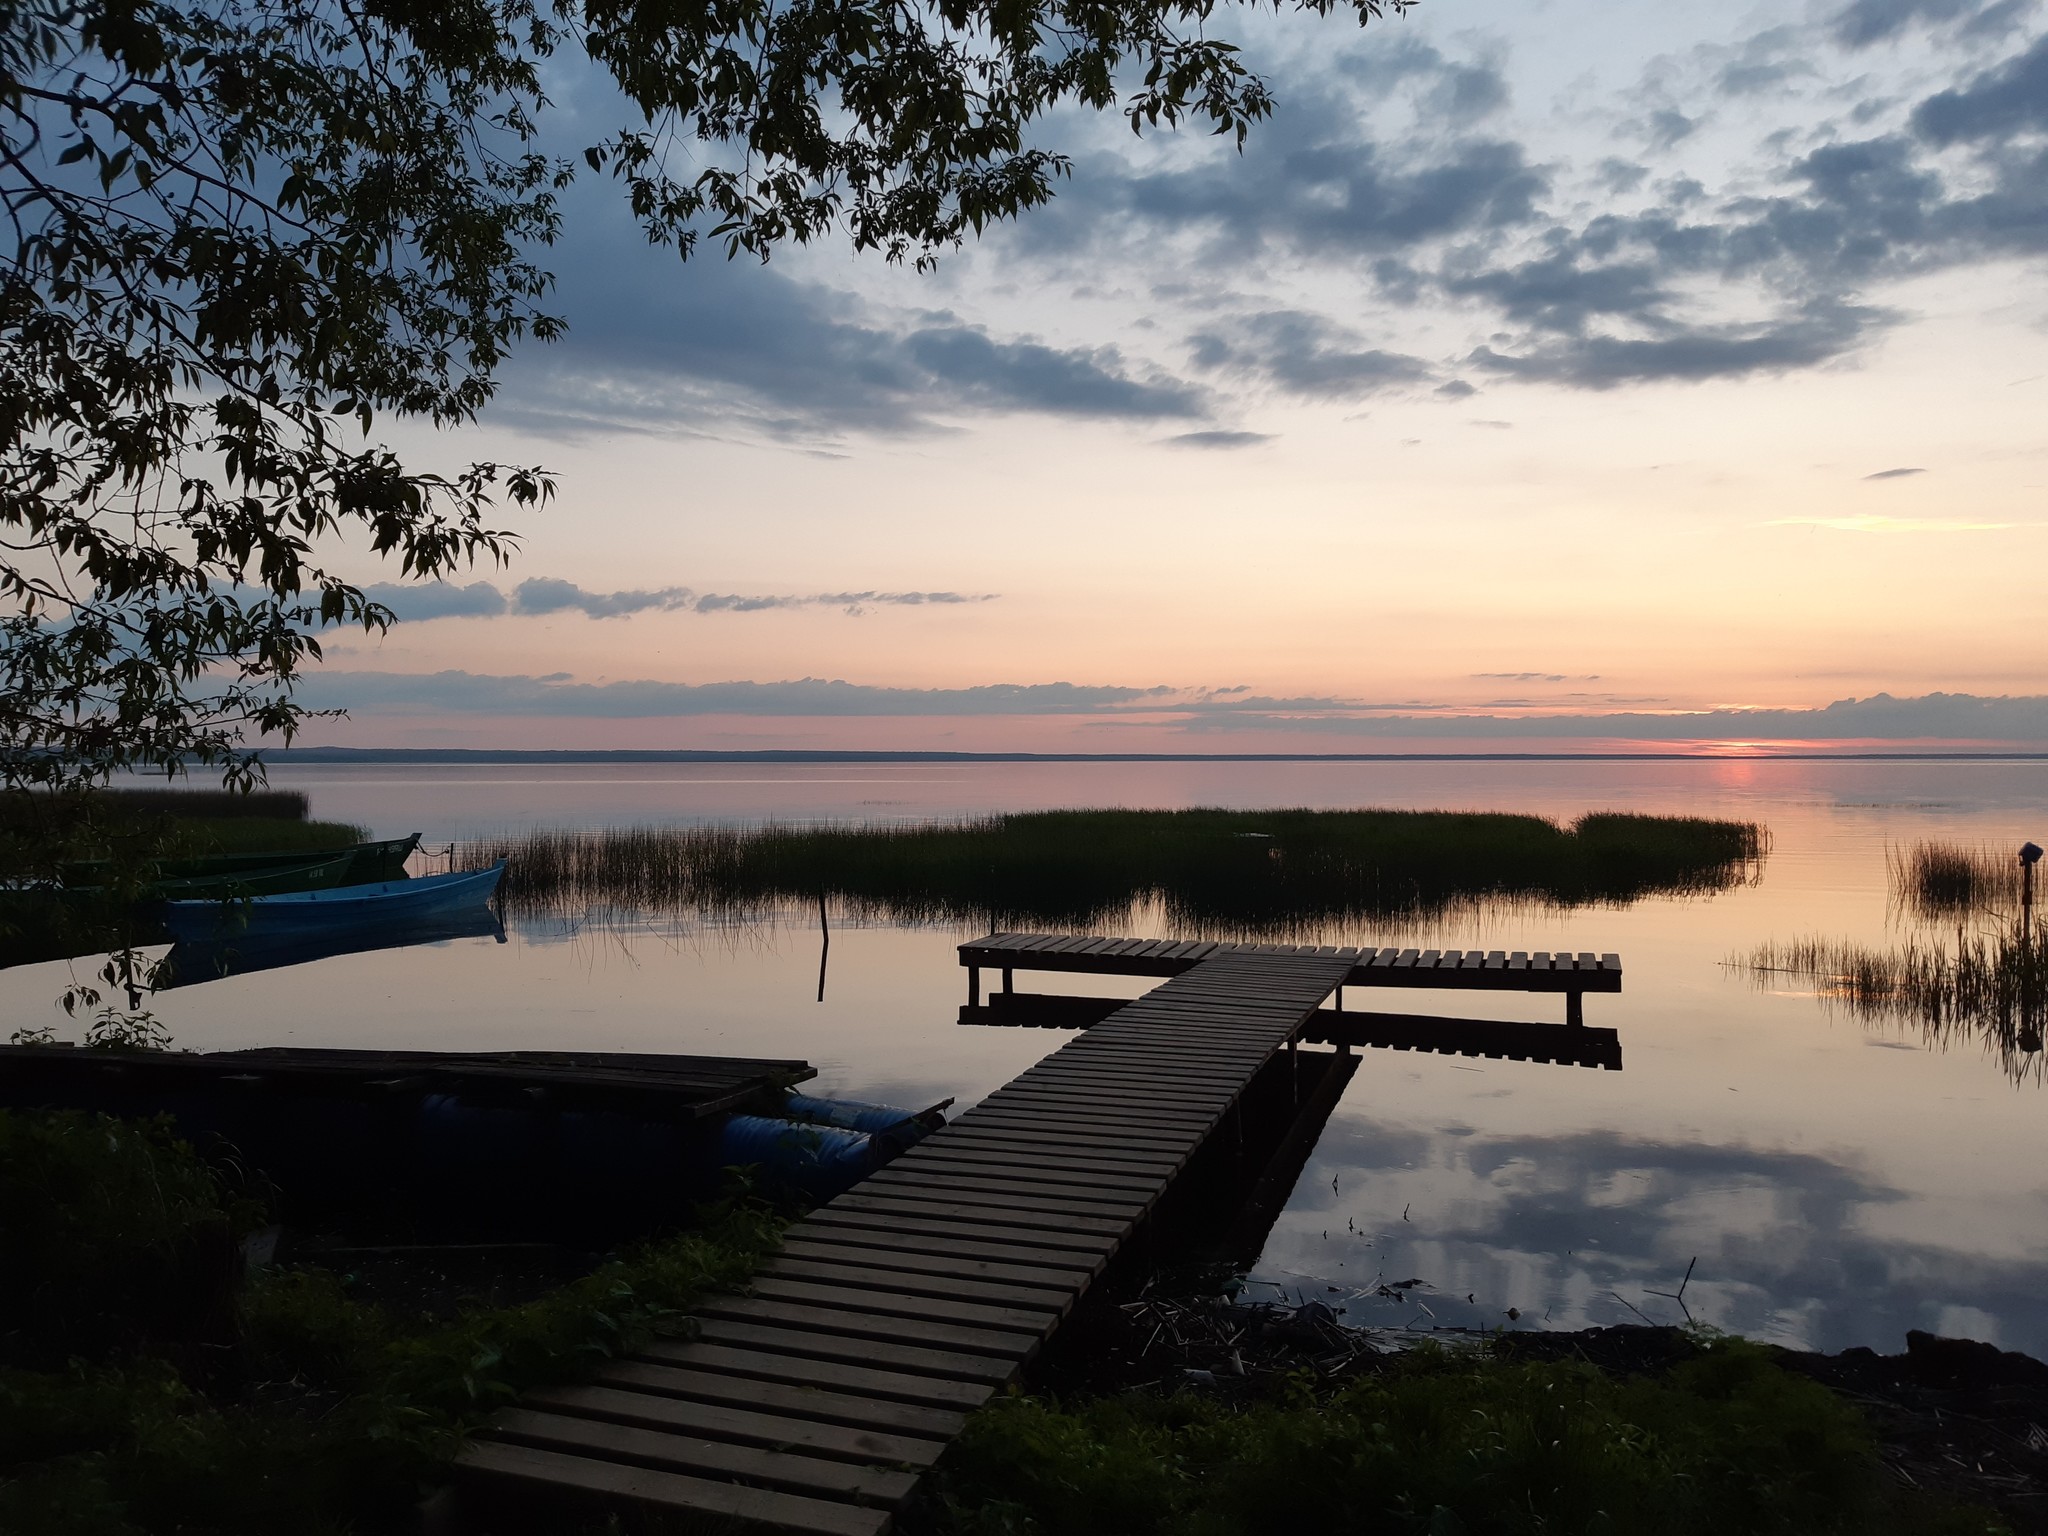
0,1045,814,1120
0,1046,823,1242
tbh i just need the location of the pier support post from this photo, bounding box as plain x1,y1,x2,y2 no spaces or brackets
1001,967,1013,995
1566,991,1584,1028
968,966,981,1008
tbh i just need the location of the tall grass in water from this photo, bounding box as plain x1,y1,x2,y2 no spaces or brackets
1887,840,2027,921
1743,927,2048,1083
471,808,1767,936
0,786,310,830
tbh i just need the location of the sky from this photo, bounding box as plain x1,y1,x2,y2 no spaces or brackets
303,0,2048,753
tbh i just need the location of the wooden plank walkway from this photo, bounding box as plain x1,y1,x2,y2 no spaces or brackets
962,933,1623,1024
457,947,1360,1534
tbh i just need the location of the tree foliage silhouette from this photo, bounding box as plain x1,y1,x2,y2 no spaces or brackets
0,0,1409,795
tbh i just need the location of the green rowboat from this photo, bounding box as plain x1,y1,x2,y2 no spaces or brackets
60,833,421,892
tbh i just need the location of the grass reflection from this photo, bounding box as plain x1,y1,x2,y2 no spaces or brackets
1742,926,2048,1085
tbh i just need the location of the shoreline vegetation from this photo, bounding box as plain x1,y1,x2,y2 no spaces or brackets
471,808,1769,935
0,1107,785,1535
0,1106,2020,1536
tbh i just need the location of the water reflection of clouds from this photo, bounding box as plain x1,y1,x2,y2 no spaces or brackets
1259,1119,2048,1356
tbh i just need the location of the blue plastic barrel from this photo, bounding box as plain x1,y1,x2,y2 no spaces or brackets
719,1113,880,1198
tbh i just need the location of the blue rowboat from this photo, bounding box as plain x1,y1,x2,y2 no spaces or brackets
159,860,506,945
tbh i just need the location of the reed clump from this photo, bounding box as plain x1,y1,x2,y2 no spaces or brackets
471,808,1767,934
1742,927,2048,1080
0,786,310,832
1888,841,2028,921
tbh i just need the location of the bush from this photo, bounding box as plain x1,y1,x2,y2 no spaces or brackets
0,1111,260,1367
0,1107,788,1535
924,1339,2005,1536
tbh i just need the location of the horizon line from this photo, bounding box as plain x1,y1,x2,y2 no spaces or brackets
265,747,2048,765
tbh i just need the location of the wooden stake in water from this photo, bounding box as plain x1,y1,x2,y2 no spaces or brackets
816,888,830,1003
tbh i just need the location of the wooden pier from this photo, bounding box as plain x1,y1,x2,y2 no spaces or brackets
457,934,1624,1532
457,945,1362,1534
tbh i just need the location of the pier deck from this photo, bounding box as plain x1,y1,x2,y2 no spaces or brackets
962,933,1623,1025
457,946,1360,1534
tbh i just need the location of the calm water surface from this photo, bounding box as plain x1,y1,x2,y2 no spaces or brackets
12,758,2045,1354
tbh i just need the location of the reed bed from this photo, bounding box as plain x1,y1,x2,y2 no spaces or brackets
0,786,310,829
1887,840,2029,921
468,807,1768,937
1742,927,2048,1081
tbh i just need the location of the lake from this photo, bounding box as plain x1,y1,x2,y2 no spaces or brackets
10,756,2045,1355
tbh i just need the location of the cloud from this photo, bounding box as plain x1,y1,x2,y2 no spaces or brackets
297,672,1180,718
1007,22,2048,399
1644,109,1701,149
1831,0,2029,48
1863,466,1929,479
359,580,997,622
495,199,1207,439
1175,692,2048,741
1912,29,2048,142
1595,158,1652,194
1713,26,1816,96
359,581,509,620
302,670,2048,743
1468,300,1889,388
511,578,691,619
1160,430,1275,450
1008,56,1547,271
1189,311,1434,400
1766,515,2022,530
1441,252,1673,336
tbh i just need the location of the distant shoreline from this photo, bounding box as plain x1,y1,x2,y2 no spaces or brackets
264,746,2048,764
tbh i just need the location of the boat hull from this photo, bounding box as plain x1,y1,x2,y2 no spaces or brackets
62,833,421,890
158,860,506,944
